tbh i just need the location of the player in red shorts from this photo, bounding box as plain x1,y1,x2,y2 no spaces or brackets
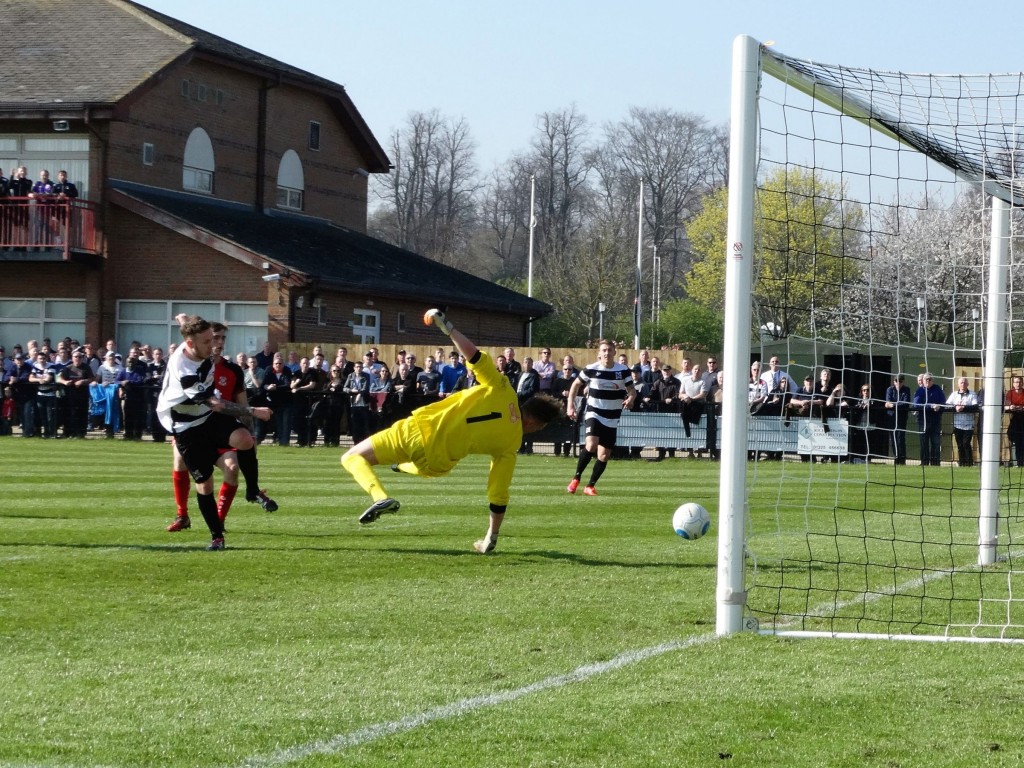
165,320,277,532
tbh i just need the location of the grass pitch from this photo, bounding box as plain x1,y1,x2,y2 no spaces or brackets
2,439,1023,767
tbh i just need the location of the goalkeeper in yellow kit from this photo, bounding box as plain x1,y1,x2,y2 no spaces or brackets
341,309,562,553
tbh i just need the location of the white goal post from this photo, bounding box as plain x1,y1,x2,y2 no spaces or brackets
718,35,1024,643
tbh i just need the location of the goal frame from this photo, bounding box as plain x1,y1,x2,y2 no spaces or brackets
717,35,1015,640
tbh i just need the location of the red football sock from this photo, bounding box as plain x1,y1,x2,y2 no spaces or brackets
172,470,191,516
218,482,238,522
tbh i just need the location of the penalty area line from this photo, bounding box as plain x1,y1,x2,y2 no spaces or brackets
238,633,716,767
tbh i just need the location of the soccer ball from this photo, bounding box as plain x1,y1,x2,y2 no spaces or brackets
672,502,711,540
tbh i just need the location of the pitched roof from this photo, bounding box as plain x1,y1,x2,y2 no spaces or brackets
107,180,552,318
0,0,188,105
0,0,388,170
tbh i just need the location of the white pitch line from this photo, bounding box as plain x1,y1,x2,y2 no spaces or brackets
238,634,716,768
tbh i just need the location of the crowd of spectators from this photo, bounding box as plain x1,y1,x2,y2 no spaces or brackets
1,166,79,247
1,335,1008,466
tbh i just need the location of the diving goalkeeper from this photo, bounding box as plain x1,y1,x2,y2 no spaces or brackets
341,309,562,553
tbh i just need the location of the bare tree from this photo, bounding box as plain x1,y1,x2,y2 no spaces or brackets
371,110,481,270
604,107,728,293
481,155,533,280
530,105,595,262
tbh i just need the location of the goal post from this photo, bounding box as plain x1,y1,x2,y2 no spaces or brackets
718,35,1024,643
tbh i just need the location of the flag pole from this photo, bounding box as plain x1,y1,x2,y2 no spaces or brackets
634,178,644,351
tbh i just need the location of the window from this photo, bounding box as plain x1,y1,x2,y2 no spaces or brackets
0,298,85,351
143,142,155,166
352,308,379,344
196,84,207,102
181,79,190,98
117,300,267,356
216,89,225,106
275,149,305,211
4,135,90,198
182,127,215,194
308,121,321,151
396,312,406,333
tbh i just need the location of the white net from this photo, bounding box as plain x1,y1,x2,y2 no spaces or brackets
736,44,1024,641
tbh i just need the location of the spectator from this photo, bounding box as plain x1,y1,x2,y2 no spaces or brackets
391,361,418,422
28,169,54,246
651,364,681,460
913,372,946,466
344,360,372,445
95,350,125,437
496,354,514,388
0,386,12,436
120,346,149,440
370,362,394,430
58,348,92,438
946,377,978,467
51,169,78,244
884,374,912,465
254,340,274,372
553,359,582,457
1005,375,1024,467
29,351,60,437
679,363,708,449
759,355,798,395
290,356,323,446
147,347,168,442
8,166,31,245
503,347,522,380
285,350,301,374
321,365,348,447
515,357,539,455
439,350,466,397
709,370,724,460
702,357,721,459
262,354,294,446
748,361,766,414
534,348,555,392
243,355,267,442
82,342,101,376
636,349,653,382
847,383,873,463
416,356,441,405
10,352,35,436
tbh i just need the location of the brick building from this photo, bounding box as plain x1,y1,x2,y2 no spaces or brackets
0,0,549,357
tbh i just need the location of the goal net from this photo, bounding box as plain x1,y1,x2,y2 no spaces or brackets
718,36,1024,643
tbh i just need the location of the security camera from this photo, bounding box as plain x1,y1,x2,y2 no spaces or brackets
262,273,281,283
354,167,370,178
53,120,70,132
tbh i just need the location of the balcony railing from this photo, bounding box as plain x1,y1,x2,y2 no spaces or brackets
0,197,99,259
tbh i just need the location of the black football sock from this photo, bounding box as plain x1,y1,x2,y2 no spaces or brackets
574,448,592,480
588,459,607,487
237,447,259,498
197,492,223,538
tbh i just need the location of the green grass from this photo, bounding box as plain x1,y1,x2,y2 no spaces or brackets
3,438,1024,767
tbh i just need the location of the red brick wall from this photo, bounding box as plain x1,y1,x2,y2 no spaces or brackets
107,59,370,231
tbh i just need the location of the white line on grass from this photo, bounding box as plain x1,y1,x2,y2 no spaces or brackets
238,634,717,768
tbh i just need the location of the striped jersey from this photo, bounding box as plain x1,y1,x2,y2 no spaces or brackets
156,345,216,433
578,361,633,428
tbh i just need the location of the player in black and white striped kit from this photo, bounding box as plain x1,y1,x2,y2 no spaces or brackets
156,315,275,550
565,339,635,496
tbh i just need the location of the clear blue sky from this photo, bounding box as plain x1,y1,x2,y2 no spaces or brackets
140,0,1024,169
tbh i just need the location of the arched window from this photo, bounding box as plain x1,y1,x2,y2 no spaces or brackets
276,149,304,210
182,127,215,193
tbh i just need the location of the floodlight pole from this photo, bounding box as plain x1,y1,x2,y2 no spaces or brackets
527,174,536,347
634,179,644,351
717,34,760,636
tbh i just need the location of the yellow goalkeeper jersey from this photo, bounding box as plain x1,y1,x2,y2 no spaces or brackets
408,350,522,506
